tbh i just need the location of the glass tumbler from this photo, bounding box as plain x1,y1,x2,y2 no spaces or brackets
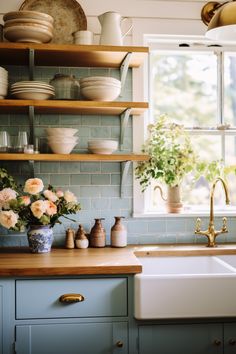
0,131,10,152
16,131,28,153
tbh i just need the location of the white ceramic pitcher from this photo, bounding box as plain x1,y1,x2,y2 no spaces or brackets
98,11,132,45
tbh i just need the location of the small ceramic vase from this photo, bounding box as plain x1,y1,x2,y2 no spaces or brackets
65,228,75,249
27,224,53,253
89,218,106,247
50,73,80,100
111,216,127,247
75,224,89,249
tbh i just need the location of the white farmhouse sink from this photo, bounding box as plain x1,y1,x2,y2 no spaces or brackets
134,255,236,319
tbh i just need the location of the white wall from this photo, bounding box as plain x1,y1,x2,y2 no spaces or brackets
0,0,208,44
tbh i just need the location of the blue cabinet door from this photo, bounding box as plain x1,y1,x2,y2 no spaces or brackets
16,321,128,354
224,323,236,354
0,280,14,354
138,323,223,354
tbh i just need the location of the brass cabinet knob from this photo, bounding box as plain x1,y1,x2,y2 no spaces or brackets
59,293,85,303
213,339,222,346
116,341,123,348
229,338,236,346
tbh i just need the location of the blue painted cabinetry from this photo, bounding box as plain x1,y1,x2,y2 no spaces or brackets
14,277,129,354
138,322,236,354
0,280,14,354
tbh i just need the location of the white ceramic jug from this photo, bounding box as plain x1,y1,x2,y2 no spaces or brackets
98,11,132,46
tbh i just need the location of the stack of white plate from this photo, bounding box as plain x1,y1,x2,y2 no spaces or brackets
0,67,8,99
10,81,55,100
3,11,54,43
45,127,79,154
88,140,118,155
80,76,121,101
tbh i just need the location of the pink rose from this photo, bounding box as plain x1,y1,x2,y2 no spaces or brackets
0,210,19,229
56,190,64,198
64,190,77,203
19,195,31,206
43,190,58,202
45,200,57,216
30,200,47,219
24,178,44,195
0,188,17,209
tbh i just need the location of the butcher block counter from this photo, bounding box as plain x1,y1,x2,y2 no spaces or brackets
1,243,236,277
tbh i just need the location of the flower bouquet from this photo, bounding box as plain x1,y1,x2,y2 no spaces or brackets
0,168,81,252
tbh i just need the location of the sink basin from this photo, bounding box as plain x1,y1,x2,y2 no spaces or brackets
134,255,236,319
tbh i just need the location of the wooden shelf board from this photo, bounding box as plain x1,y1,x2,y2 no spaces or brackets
0,100,148,115
0,43,148,68
0,153,149,162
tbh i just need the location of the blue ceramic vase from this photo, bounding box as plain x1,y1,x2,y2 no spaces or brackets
27,225,53,253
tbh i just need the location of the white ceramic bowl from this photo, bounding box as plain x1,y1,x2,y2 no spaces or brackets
45,128,78,137
81,85,121,101
88,139,118,148
3,24,53,43
11,90,54,100
3,11,54,24
4,18,53,30
47,136,79,144
80,81,121,89
48,141,77,154
80,76,121,86
88,140,118,154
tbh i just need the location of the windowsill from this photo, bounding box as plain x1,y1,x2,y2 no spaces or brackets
133,207,236,218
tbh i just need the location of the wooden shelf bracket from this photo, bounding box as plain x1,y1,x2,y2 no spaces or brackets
120,107,131,150
120,160,131,198
120,52,132,96
29,48,35,81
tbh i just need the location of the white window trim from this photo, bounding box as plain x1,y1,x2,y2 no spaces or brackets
132,21,236,218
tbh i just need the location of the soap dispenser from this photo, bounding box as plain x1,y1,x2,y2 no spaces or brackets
111,216,127,247
90,218,106,247
75,224,89,249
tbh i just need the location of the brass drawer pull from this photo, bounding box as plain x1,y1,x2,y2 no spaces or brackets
229,338,236,346
59,293,85,303
116,341,123,348
213,339,222,346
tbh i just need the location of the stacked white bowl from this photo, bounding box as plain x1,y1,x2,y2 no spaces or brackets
3,11,54,43
45,128,78,154
80,76,121,101
0,67,8,99
10,81,55,100
88,140,118,154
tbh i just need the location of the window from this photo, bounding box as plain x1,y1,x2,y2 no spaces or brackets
134,36,236,216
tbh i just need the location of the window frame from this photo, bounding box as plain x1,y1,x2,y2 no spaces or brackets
133,34,236,218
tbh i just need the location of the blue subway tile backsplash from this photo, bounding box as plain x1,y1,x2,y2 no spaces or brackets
0,65,236,247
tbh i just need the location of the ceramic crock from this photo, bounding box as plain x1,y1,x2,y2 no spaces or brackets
27,224,53,253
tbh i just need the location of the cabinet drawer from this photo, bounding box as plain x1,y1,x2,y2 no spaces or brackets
16,278,127,319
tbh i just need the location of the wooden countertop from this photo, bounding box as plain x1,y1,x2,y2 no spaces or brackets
1,244,236,277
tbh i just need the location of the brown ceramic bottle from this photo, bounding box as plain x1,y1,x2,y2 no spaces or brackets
111,216,127,247
75,224,89,249
89,218,106,247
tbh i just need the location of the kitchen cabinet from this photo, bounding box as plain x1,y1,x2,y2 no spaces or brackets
14,277,128,354
138,322,236,354
0,280,14,354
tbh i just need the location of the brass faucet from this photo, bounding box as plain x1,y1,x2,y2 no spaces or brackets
195,177,230,247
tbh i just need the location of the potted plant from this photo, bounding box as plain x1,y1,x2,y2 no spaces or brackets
0,168,81,253
135,114,198,213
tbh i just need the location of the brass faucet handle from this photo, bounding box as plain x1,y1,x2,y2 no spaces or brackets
195,218,202,233
222,216,228,232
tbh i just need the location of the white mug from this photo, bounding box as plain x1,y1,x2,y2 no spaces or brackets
73,30,93,45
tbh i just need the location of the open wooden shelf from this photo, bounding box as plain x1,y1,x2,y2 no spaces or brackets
0,153,149,162
0,99,148,115
0,43,148,68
